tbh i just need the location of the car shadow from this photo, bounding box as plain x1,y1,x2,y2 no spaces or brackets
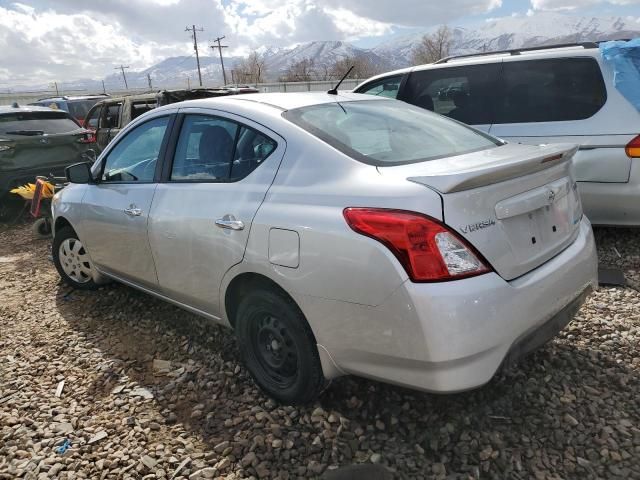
53,279,639,477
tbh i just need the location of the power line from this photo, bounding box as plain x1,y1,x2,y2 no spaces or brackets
210,36,228,85
185,25,204,87
115,65,130,89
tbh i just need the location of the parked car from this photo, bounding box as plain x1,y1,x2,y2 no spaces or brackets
84,87,259,153
0,104,92,219
29,94,109,124
52,92,597,403
354,42,640,226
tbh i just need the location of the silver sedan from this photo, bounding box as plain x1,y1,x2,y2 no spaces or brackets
52,92,598,403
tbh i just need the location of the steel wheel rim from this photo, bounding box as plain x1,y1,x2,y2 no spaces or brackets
251,314,298,388
59,238,93,284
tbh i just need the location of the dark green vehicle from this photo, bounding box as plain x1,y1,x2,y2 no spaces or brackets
0,104,93,219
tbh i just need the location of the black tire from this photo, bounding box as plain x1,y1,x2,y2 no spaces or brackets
32,218,52,239
235,288,326,404
52,226,99,290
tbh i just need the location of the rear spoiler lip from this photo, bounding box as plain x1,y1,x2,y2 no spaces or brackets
406,144,579,194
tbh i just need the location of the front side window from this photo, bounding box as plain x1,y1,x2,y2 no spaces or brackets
496,57,607,124
101,116,169,182
357,76,403,99
283,100,501,166
100,103,122,129
403,64,501,125
85,106,102,129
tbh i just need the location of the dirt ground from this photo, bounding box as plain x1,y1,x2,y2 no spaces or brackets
0,222,639,479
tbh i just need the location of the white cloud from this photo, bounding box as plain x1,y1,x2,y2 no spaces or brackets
531,0,640,11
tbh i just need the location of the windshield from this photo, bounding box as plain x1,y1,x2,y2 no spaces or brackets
283,99,501,166
0,111,81,135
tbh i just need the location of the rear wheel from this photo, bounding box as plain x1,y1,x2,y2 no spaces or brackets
235,288,326,404
32,217,52,239
52,226,99,290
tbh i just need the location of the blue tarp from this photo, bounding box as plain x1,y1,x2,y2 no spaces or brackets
599,39,640,112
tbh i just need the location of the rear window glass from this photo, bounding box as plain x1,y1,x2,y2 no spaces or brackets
0,111,80,135
67,100,100,120
283,100,501,166
496,57,607,123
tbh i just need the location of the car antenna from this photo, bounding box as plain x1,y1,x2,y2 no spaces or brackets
327,66,354,95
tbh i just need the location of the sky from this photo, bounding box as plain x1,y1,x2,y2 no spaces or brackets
0,0,639,87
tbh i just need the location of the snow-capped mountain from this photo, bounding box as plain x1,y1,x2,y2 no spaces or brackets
372,12,640,68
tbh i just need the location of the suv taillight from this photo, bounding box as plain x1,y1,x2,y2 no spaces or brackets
77,132,95,144
343,208,491,282
625,135,640,158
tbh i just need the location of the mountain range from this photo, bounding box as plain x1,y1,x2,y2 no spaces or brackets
19,12,640,92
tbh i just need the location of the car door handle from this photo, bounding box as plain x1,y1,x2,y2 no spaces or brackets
124,207,142,217
215,216,244,230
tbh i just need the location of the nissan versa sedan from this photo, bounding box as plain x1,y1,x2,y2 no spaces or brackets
51,92,598,403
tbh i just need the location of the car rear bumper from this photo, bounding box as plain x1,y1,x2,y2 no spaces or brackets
296,217,598,392
579,160,640,226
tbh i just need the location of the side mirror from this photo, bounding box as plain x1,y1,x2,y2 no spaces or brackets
66,162,93,184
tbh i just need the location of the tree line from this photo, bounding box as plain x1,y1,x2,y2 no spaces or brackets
231,26,453,84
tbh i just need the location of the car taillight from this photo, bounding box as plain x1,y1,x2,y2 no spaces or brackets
625,135,640,158
77,132,95,144
343,208,491,282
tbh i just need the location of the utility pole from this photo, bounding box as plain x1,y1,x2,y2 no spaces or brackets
147,73,153,89
185,25,204,87
115,65,130,89
210,36,228,85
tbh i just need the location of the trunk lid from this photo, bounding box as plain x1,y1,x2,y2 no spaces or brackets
378,143,584,280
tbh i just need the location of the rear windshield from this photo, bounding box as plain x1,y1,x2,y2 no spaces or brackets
283,100,501,166
67,100,100,120
0,111,81,135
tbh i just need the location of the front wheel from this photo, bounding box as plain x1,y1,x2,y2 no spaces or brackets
235,288,326,404
52,226,99,290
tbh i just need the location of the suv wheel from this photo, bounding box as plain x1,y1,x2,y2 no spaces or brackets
52,226,99,290
235,288,326,404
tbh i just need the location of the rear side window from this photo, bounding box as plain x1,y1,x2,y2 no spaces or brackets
403,63,500,125
283,100,501,166
0,111,80,135
170,114,276,182
496,57,607,124
131,101,157,120
357,76,403,99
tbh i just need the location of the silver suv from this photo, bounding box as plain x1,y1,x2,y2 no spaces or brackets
355,42,640,226
52,93,597,403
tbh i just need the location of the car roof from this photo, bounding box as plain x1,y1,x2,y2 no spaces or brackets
176,91,390,111
33,94,109,102
0,105,66,114
357,43,605,87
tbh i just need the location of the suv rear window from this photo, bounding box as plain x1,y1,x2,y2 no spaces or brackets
496,57,607,123
283,100,501,166
0,111,80,135
67,100,100,121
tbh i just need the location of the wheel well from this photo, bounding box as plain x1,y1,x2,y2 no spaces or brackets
225,273,293,329
54,217,73,235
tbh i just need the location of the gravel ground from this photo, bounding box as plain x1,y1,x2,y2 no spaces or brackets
0,222,639,480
